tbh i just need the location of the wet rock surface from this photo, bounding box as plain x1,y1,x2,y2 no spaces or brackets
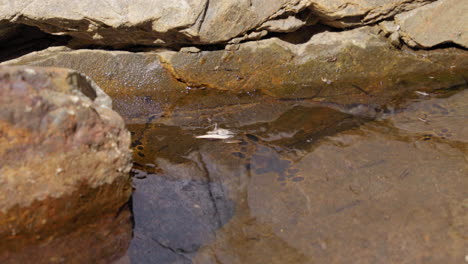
124,83,467,263
160,26,467,104
1,47,188,121
0,66,132,263
4,26,467,122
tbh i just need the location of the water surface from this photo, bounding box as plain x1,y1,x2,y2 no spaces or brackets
123,86,468,264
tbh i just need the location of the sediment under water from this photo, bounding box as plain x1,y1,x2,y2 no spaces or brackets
122,85,468,264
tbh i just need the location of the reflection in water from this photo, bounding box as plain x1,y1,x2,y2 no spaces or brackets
126,88,468,263
130,169,234,263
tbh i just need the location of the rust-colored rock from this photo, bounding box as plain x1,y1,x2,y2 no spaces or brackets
0,66,132,263
159,26,468,106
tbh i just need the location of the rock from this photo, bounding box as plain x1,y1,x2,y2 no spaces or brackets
309,0,436,28
159,26,467,105
4,26,467,124
258,16,312,33
379,20,400,35
0,0,434,47
1,47,189,122
395,0,468,48
0,66,132,263
228,30,269,44
0,0,296,47
180,46,202,53
389,31,401,47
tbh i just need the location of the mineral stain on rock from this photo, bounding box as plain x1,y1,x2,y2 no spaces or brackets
0,66,133,264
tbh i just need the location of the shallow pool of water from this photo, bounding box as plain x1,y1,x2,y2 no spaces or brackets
121,86,467,264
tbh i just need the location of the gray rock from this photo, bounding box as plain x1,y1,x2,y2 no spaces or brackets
379,20,400,35
395,0,468,48
258,16,311,33
228,30,268,44
0,0,435,47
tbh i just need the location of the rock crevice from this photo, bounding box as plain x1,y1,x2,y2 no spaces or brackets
3,0,455,48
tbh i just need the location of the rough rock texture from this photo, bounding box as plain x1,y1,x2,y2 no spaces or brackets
0,66,132,263
4,26,467,124
0,0,435,47
159,26,467,105
395,0,468,48
307,0,436,28
2,47,189,122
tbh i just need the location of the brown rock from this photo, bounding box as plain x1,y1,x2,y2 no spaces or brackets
0,66,132,263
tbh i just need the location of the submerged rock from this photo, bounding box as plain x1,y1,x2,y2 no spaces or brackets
0,0,435,47
0,66,132,263
2,47,189,122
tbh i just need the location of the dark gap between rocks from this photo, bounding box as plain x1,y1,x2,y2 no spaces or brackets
411,42,468,51
2,18,465,62
269,23,341,45
0,24,70,63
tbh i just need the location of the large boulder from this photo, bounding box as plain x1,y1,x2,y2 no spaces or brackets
0,0,435,47
0,66,132,263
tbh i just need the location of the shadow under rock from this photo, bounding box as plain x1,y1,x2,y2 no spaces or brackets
0,24,70,63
